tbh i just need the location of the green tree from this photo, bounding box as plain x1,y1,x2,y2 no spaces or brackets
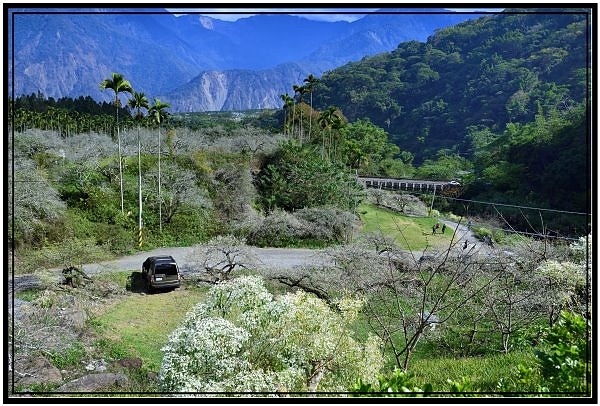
499,311,591,395
293,84,307,143
143,160,209,225
99,72,133,214
257,141,363,212
279,93,294,136
339,119,401,176
318,106,344,161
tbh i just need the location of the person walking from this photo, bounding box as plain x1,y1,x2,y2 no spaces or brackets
442,224,446,234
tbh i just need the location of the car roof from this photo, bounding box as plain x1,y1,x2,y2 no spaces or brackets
147,255,176,262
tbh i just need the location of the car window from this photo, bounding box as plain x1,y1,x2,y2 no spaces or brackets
155,263,178,275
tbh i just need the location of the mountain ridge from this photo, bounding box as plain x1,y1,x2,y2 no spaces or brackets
9,7,482,112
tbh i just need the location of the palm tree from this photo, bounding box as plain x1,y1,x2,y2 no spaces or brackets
128,91,149,249
280,93,294,137
303,74,319,139
100,72,133,214
318,106,342,161
148,98,170,233
293,84,307,143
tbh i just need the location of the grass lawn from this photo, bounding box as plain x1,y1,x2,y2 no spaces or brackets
92,285,208,372
357,203,454,251
410,350,536,392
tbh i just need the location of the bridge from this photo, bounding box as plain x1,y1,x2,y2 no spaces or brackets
358,176,461,195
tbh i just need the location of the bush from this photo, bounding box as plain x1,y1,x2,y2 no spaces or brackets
498,311,591,395
247,207,358,247
247,209,308,247
295,207,358,243
472,226,507,244
256,141,364,212
159,275,383,393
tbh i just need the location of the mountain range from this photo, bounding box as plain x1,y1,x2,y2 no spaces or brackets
8,7,486,112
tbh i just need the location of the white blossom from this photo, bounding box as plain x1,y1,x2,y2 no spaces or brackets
159,275,383,394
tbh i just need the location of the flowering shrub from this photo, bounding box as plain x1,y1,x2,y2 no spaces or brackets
247,207,358,247
158,275,383,394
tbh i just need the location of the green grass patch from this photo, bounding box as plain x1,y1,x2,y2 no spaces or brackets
91,286,208,372
48,342,87,369
358,203,454,250
409,350,537,392
93,270,132,287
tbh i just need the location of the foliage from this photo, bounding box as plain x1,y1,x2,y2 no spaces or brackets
313,11,589,237
498,311,591,395
256,140,364,212
536,311,591,394
352,368,432,395
209,161,257,226
339,119,408,177
158,275,383,394
14,237,111,275
142,159,211,224
247,207,358,248
414,150,473,181
469,103,588,216
48,342,87,369
471,226,508,244
9,155,67,248
316,12,587,165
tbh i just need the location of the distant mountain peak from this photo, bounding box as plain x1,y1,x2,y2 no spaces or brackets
198,15,214,30
10,9,481,111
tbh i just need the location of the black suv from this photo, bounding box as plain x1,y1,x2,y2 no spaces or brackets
142,255,181,292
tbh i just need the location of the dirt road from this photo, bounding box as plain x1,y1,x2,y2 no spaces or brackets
78,246,331,276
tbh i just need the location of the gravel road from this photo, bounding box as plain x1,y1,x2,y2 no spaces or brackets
8,246,332,293
78,246,332,276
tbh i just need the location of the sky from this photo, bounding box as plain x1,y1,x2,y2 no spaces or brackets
166,7,505,22
166,8,378,22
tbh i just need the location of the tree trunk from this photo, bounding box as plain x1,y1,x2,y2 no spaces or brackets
138,125,143,248
158,126,162,233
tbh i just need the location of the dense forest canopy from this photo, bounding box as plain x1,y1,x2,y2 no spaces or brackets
314,9,588,163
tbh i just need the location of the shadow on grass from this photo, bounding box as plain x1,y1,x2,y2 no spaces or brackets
126,271,148,293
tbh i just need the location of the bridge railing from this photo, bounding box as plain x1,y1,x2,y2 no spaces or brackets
358,177,449,192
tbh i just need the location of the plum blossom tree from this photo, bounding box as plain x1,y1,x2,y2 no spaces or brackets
159,275,383,394
143,161,210,225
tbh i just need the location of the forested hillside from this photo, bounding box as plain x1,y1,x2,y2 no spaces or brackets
314,9,590,223
315,9,588,161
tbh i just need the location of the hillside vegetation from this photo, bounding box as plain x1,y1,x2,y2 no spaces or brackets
314,9,589,231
